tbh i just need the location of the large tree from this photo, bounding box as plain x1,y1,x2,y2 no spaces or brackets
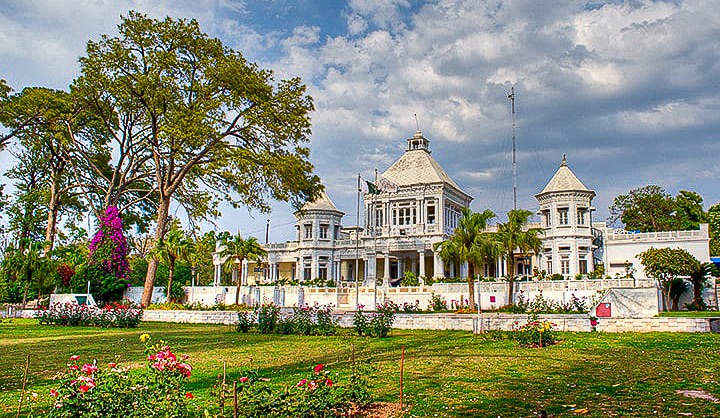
707,203,720,256
637,247,699,311
221,233,266,304
609,185,676,232
496,209,542,305
0,87,84,252
434,207,497,310
72,12,321,307
609,186,708,232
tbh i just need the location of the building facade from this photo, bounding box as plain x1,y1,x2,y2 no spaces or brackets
240,132,710,285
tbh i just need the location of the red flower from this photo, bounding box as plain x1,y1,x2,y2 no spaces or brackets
81,363,98,375
185,392,194,399
69,355,80,361
108,362,117,368
296,378,307,387
314,364,324,374
69,365,78,371
239,376,249,383
325,379,333,386
78,385,90,393
50,389,59,397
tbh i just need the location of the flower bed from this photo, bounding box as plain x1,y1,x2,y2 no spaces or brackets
36,302,142,328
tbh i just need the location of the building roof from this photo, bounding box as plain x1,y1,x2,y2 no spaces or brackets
536,155,594,196
300,190,343,214
381,131,469,196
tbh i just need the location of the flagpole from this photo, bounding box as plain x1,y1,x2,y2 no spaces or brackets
355,173,361,309
373,168,378,310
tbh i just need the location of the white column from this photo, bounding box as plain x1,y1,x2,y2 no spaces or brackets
397,257,403,279
384,253,390,279
433,252,444,279
460,262,468,279
411,258,417,275
419,251,426,278
242,260,249,286
449,262,455,278
310,256,317,281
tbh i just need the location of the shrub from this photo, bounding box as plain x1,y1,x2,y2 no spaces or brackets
236,311,253,333
45,334,195,417
401,271,419,286
400,300,421,313
255,303,280,334
353,301,398,338
513,314,557,348
36,302,142,328
233,363,371,418
428,294,448,311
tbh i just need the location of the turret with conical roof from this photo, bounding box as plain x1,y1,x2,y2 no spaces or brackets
295,190,344,244
535,156,595,278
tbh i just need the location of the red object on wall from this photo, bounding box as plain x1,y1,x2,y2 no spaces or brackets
596,303,612,317
489,296,496,303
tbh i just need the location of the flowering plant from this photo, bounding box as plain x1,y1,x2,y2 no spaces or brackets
232,363,369,417
353,301,398,338
36,301,142,328
44,334,195,417
80,206,130,302
513,314,557,348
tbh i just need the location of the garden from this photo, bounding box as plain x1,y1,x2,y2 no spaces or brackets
2,318,720,417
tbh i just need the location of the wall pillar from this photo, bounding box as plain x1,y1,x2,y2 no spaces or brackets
384,253,391,279
419,251,426,278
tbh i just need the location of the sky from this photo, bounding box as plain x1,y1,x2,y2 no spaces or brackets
1,0,719,242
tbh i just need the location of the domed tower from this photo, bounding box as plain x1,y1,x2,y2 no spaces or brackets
535,155,596,278
294,190,345,282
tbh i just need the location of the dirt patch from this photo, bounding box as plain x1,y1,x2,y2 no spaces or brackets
676,390,720,403
350,402,409,418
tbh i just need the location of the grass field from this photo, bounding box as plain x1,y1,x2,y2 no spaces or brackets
2,319,720,417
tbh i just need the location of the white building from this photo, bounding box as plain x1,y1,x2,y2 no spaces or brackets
243,132,710,285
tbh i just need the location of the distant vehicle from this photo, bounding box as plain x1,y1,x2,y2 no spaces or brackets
48,293,97,306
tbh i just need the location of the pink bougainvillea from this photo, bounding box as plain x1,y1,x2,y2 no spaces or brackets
89,206,130,283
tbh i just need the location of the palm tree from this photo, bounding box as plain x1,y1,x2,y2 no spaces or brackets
2,238,53,307
688,262,718,310
221,233,267,305
434,207,496,310
496,209,542,305
152,222,194,302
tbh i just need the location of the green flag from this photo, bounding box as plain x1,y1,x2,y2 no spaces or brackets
365,180,381,195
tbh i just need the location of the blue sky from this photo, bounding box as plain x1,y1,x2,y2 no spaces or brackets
1,0,719,242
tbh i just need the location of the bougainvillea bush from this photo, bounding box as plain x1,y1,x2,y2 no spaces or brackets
44,334,195,418
36,302,142,328
73,206,130,302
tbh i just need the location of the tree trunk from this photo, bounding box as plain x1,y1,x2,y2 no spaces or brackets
671,295,680,311
506,256,515,305
141,200,170,307
692,278,703,307
234,257,244,305
467,262,476,310
44,181,60,254
166,257,176,302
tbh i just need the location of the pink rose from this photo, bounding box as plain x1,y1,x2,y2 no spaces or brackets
239,376,249,383
78,385,90,393
314,364,324,374
69,355,80,361
325,379,333,386
108,362,117,368
50,389,59,397
296,378,307,387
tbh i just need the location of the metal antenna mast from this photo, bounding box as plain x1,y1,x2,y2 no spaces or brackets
508,86,517,211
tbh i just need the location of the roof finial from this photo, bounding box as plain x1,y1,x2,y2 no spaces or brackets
561,154,567,166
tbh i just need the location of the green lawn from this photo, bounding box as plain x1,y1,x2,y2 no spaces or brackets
2,319,720,417
657,311,720,317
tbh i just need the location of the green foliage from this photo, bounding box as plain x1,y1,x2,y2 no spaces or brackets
512,314,557,348
255,303,280,334
609,186,708,232
36,301,142,328
44,335,194,417
708,203,720,256
353,301,398,338
71,264,126,303
401,270,419,286
434,207,498,309
496,209,543,304
232,363,369,417
638,247,700,311
429,294,448,311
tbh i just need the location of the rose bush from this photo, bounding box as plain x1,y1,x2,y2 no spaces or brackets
36,302,142,328
44,334,195,417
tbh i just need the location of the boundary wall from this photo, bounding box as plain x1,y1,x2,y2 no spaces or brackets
139,310,716,333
